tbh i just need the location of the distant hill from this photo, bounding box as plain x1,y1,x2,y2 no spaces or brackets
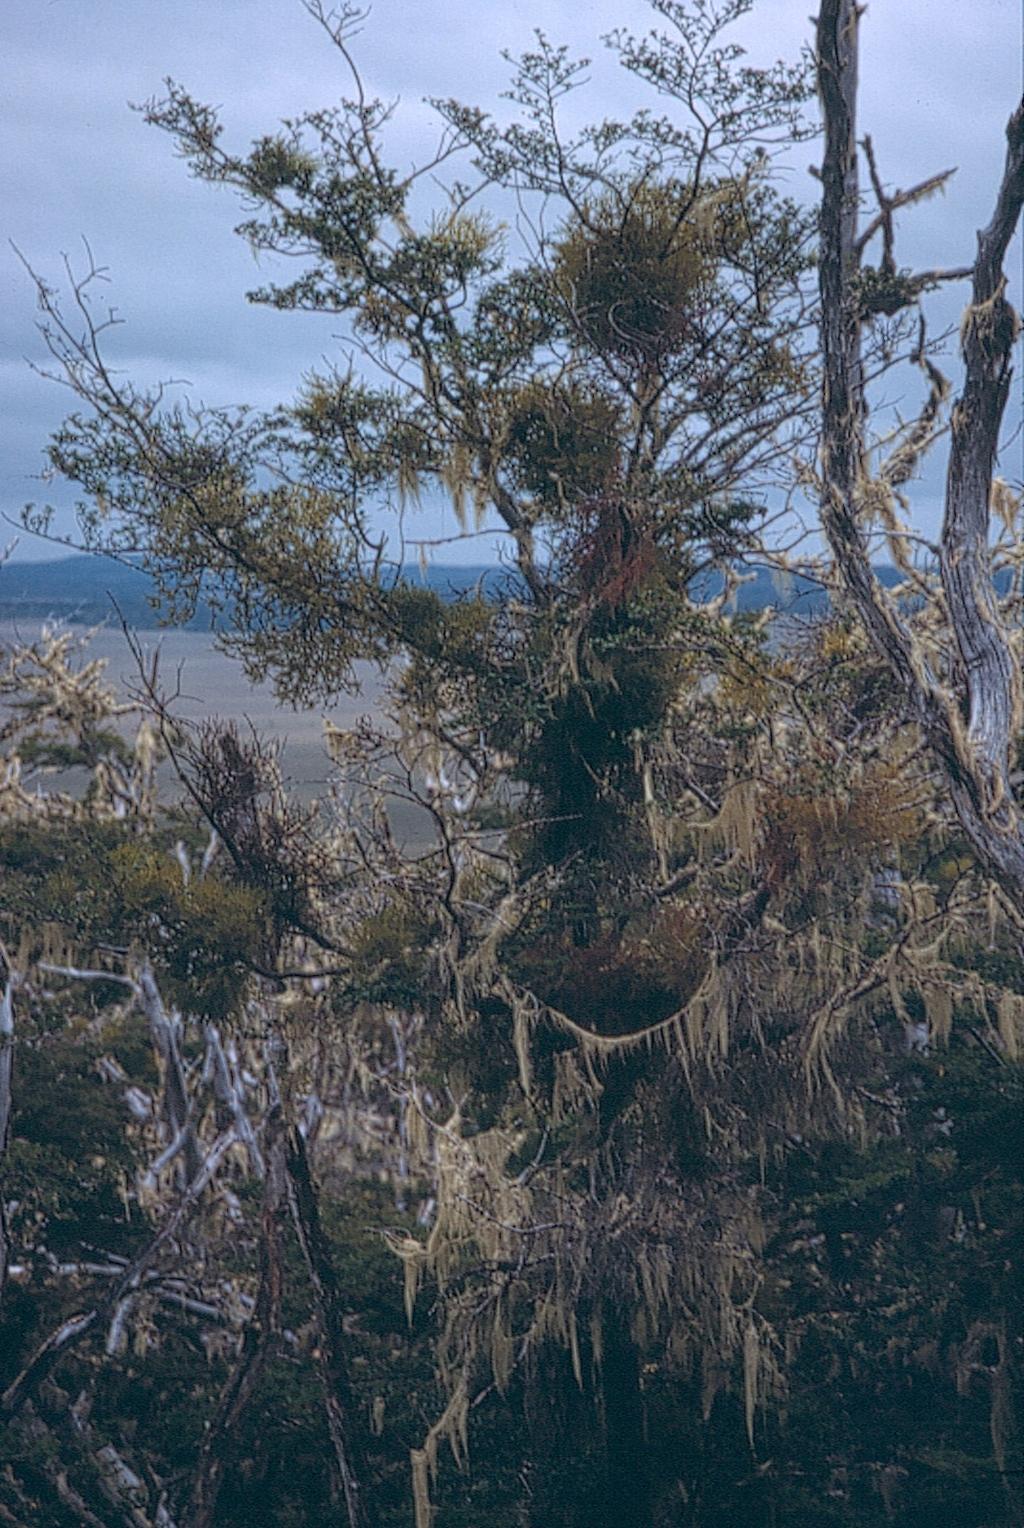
0,556,518,630
0,553,912,630
0,556,186,629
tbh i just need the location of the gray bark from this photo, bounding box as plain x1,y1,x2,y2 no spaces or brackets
0,973,14,1307
2,1130,237,1418
940,98,1024,821
187,1109,286,1528
138,965,203,1184
816,0,1024,903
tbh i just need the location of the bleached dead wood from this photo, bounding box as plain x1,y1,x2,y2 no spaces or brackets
816,0,1024,902
1,1129,237,1419
40,960,204,1184
186,1105,286,1528
0,965,15,1306
203,1023,265,1178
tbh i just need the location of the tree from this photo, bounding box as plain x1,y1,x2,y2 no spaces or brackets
22,1,813,674
6,2,1024,1524
815,0,1024,900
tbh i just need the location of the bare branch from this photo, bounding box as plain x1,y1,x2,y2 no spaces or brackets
187,1109,287,1528
0,966,16,1307
939,98,1024,821
2,1130,237,1419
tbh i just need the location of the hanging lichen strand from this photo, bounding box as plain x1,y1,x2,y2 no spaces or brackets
8,0,1024,1519
13,576,1022,1528
3,537,1022,1522
325,559,1023,1520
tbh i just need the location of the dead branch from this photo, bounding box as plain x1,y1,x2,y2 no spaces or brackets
2,1130,237,1419
939,98,1024,820
816,0,1024,901
285,1125,378,1528
186,1108,286,1528
0,965,15,1307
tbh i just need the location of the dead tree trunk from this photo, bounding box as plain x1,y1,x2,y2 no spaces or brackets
0,971,15,1307
816,0,1024,903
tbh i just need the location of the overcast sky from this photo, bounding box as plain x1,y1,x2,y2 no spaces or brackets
2,0,1021,564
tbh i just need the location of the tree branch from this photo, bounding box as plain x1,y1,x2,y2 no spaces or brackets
939,98,1024,820
285,1126,378,1528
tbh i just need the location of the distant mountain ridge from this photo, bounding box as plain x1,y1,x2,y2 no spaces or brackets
0,556,516,630
0,553,909,630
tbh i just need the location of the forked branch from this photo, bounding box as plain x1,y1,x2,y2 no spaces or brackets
816,0,1024,900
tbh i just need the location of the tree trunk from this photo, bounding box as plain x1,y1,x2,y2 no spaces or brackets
0,974,14,1307
187,1108,287,1528
816,0,1024,906
596,1315,651,1528
285,1126,378,1528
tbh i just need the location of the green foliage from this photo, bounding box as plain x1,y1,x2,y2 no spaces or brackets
756,1044,1024,1527
106,841,270,1011
26,0,814,707
16,726,131,773
0,817,269,1012
502,380,621,512
9,4,1023,1525
343,902,437,1007
552,182,716,361
855,263,922,319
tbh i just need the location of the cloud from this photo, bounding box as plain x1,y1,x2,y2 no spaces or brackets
4,0,1020,559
